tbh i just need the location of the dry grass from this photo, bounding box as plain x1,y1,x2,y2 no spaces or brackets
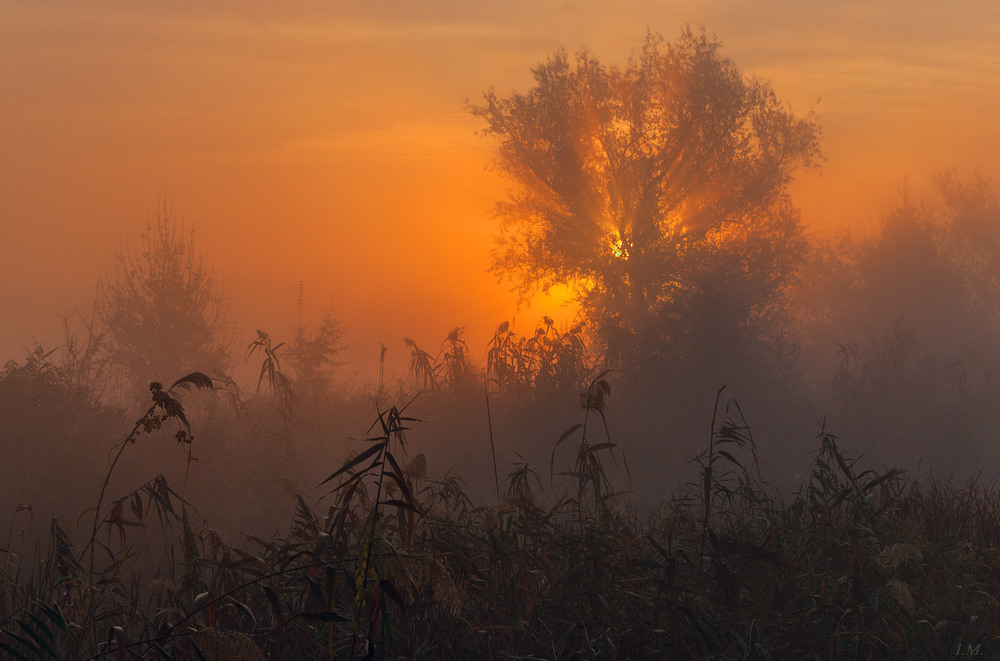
4,375,1000,660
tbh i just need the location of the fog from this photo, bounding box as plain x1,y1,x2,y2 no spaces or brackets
7,4,1000,657
2,3,999,523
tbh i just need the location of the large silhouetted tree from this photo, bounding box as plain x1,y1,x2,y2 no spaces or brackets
472,29,821,366
100,203,234,395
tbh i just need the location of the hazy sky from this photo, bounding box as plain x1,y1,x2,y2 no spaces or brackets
3,0,999,380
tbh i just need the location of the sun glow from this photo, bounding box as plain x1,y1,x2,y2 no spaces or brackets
540,282,578,308
610,234,629,260
526,281,584,323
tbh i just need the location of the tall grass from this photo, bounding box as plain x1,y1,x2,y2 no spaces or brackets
3,370,1000,659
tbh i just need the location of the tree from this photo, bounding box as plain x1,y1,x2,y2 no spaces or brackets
798,174,1000,367
100,203,234,395
286,284,346,398
936,171,1000,334
471,29,820,365
790,176,1000,474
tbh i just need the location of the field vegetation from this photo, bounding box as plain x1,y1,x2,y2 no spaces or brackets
5,29,1000,659
4,314,1000,659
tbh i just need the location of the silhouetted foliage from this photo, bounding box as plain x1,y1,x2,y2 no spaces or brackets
6,388,1000,659
247,329,296,421
99,203,234,397
472,28,820,366
403,327,473,393
287,311,346,399
56,302,112,403
487,317,592,398
799,174,1000,364
794,174,1000,472
438,327,473,391
0,344,121,534
936,171,1000,335
0,346,96,431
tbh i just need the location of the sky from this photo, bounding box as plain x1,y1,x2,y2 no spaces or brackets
3,0,1000,382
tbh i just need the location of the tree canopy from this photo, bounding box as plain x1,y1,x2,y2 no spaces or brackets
472,29,821,365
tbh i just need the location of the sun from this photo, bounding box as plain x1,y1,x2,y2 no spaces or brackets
610,234,629,260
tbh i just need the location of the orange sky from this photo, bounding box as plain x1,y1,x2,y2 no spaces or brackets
3,1,1000,380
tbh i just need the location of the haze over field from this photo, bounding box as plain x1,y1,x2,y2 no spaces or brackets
4,0,1000,517
3,0,1000,375
9,5,1000,657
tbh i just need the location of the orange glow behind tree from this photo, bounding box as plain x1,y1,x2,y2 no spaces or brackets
471,29,820,366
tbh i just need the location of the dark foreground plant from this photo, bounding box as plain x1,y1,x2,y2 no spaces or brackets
86,373,214,574
4,385,1000,659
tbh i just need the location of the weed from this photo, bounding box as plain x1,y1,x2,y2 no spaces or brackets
4,381,1000,659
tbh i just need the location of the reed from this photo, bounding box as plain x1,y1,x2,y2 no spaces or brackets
3,373,1000,659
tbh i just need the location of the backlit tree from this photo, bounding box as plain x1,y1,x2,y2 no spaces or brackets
100,203,234,395
471,29,821,366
